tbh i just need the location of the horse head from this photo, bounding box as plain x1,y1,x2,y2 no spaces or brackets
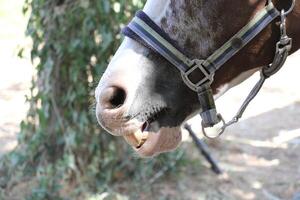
95,0,300,157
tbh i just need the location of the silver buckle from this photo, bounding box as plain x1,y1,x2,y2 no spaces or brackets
181,59,214,92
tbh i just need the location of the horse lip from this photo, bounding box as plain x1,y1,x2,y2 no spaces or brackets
123,107,167,149
123,121,152,149
135,126,182,157
124,128,149,148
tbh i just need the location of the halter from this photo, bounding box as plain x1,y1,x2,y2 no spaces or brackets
122,1,295,138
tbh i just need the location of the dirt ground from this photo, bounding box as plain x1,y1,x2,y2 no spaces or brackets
0,0,300,199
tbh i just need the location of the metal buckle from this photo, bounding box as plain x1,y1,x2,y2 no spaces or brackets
181,59,214,92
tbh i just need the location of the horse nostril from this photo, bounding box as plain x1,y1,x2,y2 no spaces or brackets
110,87,126,108
101,86,127,109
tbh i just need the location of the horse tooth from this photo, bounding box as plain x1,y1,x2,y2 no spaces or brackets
123,130,148,148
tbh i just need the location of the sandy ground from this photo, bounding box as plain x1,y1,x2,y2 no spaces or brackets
0,0,32,157
0,0,300,199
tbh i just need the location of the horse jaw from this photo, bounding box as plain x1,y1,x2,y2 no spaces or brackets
214,68,260,99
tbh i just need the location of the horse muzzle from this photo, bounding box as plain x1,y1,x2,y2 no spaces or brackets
96,85,182,157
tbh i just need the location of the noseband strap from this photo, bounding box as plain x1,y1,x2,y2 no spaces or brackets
123,2,294,138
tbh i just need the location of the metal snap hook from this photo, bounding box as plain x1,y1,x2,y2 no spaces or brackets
202,114,226,139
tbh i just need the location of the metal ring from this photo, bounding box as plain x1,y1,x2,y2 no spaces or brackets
201,114,226,139
268,0,296,16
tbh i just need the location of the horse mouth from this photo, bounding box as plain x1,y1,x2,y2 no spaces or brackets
123,108,167,149
123,123,149,149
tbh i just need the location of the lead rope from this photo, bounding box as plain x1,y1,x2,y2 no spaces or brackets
202,7,294,139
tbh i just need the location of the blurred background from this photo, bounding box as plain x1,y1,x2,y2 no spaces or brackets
0,0,299,199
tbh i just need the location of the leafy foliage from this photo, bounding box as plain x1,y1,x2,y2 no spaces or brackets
0,0,184,199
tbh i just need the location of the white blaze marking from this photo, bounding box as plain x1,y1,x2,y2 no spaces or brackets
95,38,147,104
143,0,171,24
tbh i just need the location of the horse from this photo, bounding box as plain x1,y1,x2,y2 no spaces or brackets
95,0,300,157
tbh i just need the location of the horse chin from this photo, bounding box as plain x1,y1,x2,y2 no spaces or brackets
136,127,182,157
